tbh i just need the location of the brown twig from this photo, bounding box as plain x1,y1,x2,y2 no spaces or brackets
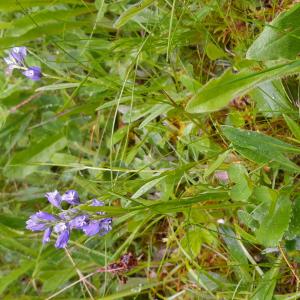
9,92,43,113
64,248,96,299
279,244,300,284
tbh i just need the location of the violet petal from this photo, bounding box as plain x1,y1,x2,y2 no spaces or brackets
62,190,80,205
22,66,42,81
43,227,52,244
55,229,70,248
45,190,62,208
69,215,88,229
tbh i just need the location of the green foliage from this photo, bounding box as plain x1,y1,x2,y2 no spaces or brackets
256,192,292,247
1,1,300,299
222,126,300,171
228,163,252,202
186,61,300,113
247,4,300,60
114,0,156,28
250,258,281,300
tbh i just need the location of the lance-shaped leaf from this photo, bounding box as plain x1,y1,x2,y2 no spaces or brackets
5,134,67,179
247,4,300,61
286,196,300,240
250,257,281,300
114,0,155,28
255,193,292,247
185,60,300,113
222,126,300,172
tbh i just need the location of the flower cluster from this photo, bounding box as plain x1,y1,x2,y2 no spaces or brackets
26,190,112,248
4,46,42,81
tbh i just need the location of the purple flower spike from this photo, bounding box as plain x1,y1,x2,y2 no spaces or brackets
22,66,42,81
43,227,52,244
82,218,112,236
11,47,27,64
4,56,19,72
69,215,88,229
62,190,80,205
26,211,56,231
214,171,229,184
98,218,112,236
36,211,57,221
55,229,70,248
82,220,101,236
91,199,105,215
45,190,62,208
92,199,104,206
26,219,48,231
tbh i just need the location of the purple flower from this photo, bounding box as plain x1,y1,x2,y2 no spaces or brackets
55,229,70,248
62,190,80,205
10,47,27,64
98,218,112,236
26,190,113,249
35,211,57,221
69,215,88,229
26,211,56,245
43,227,52,244
4,47,27,75
22,66,42,81
54,222,68,233
45,190,62,208
54,222,70,248
4,56,19,73
214,171,229,184
26,211,56,231
91,199,105,215
26,219,48,231
92,199,104,206
82,218,112,236
4,47,42,81
82,220,100,236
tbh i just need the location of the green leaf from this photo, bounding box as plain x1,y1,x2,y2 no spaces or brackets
99,280,169,300
204,150,229,178
0,0,83,12
146,191,230,213
0,106,9,130
181,227,202,258
2,114,33,159
138,104,172,129
180,74,202,93
247,4,300,60
205,42,226,60
7,7,92,36
36,83,81,92
228,164,252,202
219,225,251,281
41,269,77,292
284,114,300,141
0,22,85,48
222,126,300,172
185,61,300,113
131,175,167,199
0,261,34,294
256,193,291,247
5,134,67,179
249,80,292,117
0,225,36,256
250,257,281,300
79,204,130,216
114,0,155,28
286,196,300,240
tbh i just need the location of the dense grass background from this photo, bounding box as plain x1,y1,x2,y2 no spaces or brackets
1,0,300,299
